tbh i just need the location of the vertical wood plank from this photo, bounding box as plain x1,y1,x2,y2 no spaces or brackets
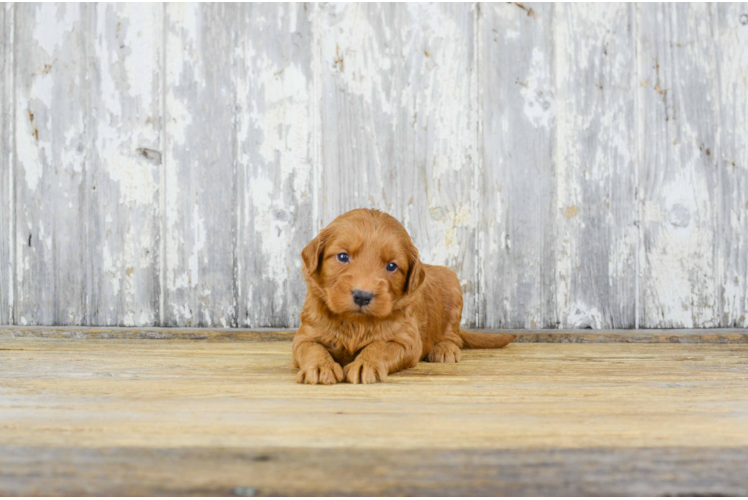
15,4,89,325
163,4,237,327
317,3,396,222
553,4,637,328
318,4,479,325
88,3,162,325
234,4,315,328
715,3,748,327
637,4,721,328
0,4,11,324
479,3,557,328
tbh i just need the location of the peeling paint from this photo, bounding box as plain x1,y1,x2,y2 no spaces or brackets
18,73,55,191
106,155,157,206
188,202,205,288
638,3,721,328
567,301,604,329
4,3,748,329
426,202,473,265
521,47,555,129
122,4,156,110
32,3,78,57
232,3,315,327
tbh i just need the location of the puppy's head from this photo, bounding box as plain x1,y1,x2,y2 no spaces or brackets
301,209,425,320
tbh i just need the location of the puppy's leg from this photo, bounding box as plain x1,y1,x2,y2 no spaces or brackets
426,327,463,363
345,339,420,384
427,341,462,363
294,341,344,385
293,327,344,385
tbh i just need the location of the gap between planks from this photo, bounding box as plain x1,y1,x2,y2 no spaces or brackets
0,326,746,343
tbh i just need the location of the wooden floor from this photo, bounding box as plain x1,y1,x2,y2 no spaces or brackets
1,330,748,495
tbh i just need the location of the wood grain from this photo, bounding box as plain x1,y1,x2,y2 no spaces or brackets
715,4,748,328
0,4,11,324
1,337,747,495
14,4,90,325
554,4,637,328
637,4,721,328
2,326,747,343
1,338,747,450
2,445,747,496
234,4,315,328
88,3,163,326
163,4,237,327
479,3,557,328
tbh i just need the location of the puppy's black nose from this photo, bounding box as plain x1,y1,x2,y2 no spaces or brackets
352,290,374,307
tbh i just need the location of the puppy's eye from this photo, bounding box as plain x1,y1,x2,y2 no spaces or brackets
386,262,398,272
337,253,349,263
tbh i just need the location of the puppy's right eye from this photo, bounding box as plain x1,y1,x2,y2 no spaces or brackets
337,253,349,263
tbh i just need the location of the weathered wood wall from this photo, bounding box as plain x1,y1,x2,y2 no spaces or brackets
1,3,747,329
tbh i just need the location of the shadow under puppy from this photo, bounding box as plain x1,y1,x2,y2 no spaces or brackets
293,208,515,384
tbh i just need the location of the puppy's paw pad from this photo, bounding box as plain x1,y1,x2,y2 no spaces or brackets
427,342,462,363
344,360,387,384
296,362,345,385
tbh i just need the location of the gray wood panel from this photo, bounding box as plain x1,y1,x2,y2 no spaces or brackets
716,4,748,328
163,4,237,327
4,3,748,328
1,4,11,324
88,3,163,325
553,4,637,328
637,4,721,328
479,3,557,328
318,4,480,326
235,3,315,328
14,4,90,325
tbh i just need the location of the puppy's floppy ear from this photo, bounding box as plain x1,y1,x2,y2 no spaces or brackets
301,229,329,278
404,244,425,294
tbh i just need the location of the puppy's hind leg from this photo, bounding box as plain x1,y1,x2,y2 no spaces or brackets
427,340,462,363
428,277,466,363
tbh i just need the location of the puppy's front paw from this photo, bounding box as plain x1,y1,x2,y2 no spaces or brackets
427,341,462,363
296,362,344,385
344,359,388,384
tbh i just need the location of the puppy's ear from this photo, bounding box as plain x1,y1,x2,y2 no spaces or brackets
301,229,329,278
404,245,425,294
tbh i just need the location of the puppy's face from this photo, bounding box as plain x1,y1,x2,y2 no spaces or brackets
302,209,425,320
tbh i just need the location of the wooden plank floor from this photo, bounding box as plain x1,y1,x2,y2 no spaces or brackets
1,332,748,495
3,326,748,343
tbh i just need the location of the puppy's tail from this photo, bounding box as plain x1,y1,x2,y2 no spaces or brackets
459,329,516,349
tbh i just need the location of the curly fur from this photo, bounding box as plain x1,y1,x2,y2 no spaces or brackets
293,209,515,384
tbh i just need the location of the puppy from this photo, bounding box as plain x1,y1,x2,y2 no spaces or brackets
293,208,515,384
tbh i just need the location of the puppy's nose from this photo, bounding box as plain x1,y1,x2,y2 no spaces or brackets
352,289,374,307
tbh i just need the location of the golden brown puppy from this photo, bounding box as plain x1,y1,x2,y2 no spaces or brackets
293,208,515,384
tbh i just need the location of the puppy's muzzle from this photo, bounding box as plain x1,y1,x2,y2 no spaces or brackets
352,289,374,307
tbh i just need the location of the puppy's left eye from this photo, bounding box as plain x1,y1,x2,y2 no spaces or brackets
386,262,398,272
